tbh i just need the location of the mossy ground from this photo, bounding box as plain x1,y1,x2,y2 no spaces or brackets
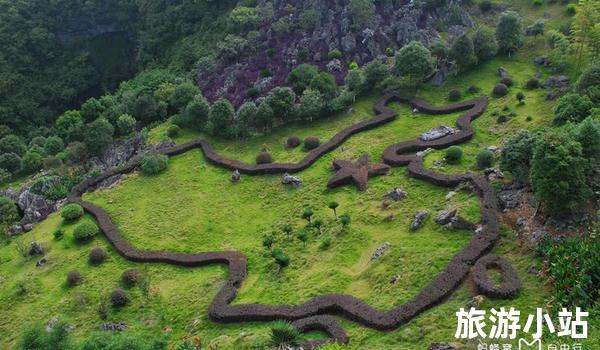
1,1,597,349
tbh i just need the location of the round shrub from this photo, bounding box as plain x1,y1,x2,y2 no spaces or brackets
566,3,576,15
141,154,169,175
526,77,540,89
516,91,525,104
285,136,301,148
500,77,514,87
0,152,21,174
497,115,510,123
43,136,64,155
74,221,99,242
121,269,140,288
493,83,509,97
110,288,129,308
88,247,107,265
256,151,273,165
166,124,181,138
477,150,495,168
66,270,82,287
61,203,84,221
467,85,481,94
445,146,463,162
448,89,462,101
303,137,320,150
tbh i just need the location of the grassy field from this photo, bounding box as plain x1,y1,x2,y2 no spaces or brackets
1,1,597,349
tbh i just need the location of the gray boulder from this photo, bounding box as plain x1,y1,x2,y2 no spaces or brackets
446,216,477,231
326,59,343,72
435,209,457,225
429,343,459,350
100,322,128,331
371,242,391,261
231,170,241,183
29,241,44,256
498,67,510,78
410,210,429,231
384,188,407,201
36,257,48,267
282,173,302,188
420,126,456,141
484,168,504,181
89,134,144,171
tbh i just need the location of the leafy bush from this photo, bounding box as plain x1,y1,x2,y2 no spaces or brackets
21,151,43,174
472,26,498,61
116,114,136,136
340,213,351,227
61,203,84,221
526,77,540,89
255,152,273,165
288,64,319,93
476,150,495,168
448,89,462,101
272,248,290,268
532,0,543,6
566,3,576,15
89,247,107,265
539,231,600,307
445,146,463,162
141,154,169,175
53,229,64,240
0,152,21,174
516,91,525,104
84,118,114,156
493,83,509,97
500,130,539,183
43,136,64,155
319,237,332,250
67,270,82,287
121,269,140,288
467,85,481,94
110,288,129,308
394,41,435,81
18,321,73,350
328,49,342,60
304,137,320,150
553,93,594,125
0,196,18,225
0,135,27,156
73,221,99,242
79,331,168,350
285,136,301,148
269,321,300,349
166,124,181,138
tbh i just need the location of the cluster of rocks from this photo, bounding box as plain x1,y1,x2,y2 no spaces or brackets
420,126,456,142
434,209,457,225
484,167,504,181
230,170,241,183
3,186,59,235
543,75,570,100
370,242,391,261
497,183,527,211
410,210,429,231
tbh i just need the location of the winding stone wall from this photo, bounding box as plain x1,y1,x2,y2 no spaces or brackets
67,92,519,348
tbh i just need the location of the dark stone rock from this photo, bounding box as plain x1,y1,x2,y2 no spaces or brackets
384,188,407,201
410,210,429,231
534,56,551,66
22,224,33,232
371,242,391,261
4,188,58,226
429,343,458,350
96,174,123,190
435,209,457,225
36,257,48,267
543,75,570,100
90,134,145,171
231,170,241,183
484,168,504,181
282,173,302,187
497,187,523,210
447,216,477,231
9,225,23,236
527,265,539,275
390,275,400,284
100,322,128,331
420,126,456,141
29,241,44,256
498,67,510,78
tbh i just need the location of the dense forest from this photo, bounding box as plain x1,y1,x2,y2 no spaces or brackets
0,0,237,135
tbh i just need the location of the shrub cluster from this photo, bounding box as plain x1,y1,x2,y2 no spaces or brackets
141,154,169,175
304,136,320,150
66,270,82,287
110,288,129,307
285,136,301,148
61,203,84,221
73,221,99,242
256,151,273,164
121,269,140,288
448,89,462,102
445,146,463,162
89,247,107,265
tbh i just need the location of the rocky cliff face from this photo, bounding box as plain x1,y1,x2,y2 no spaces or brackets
199,0,474,106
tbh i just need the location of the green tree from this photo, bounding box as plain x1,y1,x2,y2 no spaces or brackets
237,102,259,131
328,201,339,217
472,26,498,61
531,131,590,214
0,153,21,174
116,114,136,136
496,11,523,55
43,136,64,156
309,72,337,98
553,93,594,125
21,151,43,174
450,34,477,70
345,69,365,93
254,102,275,132
364,59,388,88
302,208,314,223
209,99,235,138
132,94,166,124
394,41,435,82
296,89,324,121
0,135,27,156
170,82,198,111
267,87,296,121
526,19,546,37
184,96,211,131
573,116,600,161
288,64,319,93
228,6,260,32
55,110,84,142
84,118,114,156
81,97,104,123
348,0,375,31
0,196,18,226
500,130,539,183
576,62,600,103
